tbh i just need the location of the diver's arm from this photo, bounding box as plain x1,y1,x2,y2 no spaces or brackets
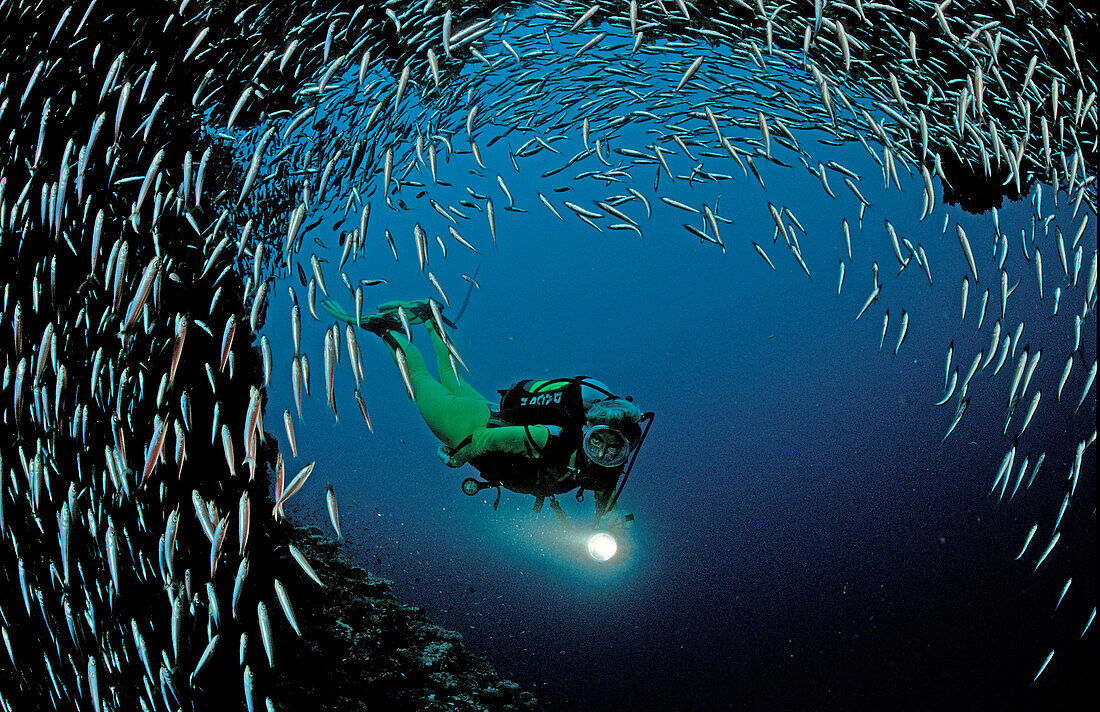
446,425,561,466
594,487,613,514
593,487,635,532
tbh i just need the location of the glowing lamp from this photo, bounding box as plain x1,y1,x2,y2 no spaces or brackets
586,531,618,562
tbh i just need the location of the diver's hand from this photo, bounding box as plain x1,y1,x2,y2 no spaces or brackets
599,510,634,532
437,444,460,467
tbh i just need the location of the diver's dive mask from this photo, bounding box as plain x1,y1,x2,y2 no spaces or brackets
580,424,631,468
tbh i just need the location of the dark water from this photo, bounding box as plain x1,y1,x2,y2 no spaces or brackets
267,85,1096,711
1,2,1094,711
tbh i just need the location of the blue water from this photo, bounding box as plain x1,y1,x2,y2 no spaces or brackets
259,23,1097,711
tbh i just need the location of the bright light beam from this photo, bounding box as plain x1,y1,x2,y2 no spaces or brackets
586,531,618,562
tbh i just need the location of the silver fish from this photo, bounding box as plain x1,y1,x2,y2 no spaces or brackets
288,543,324,587
326,485,341,539
283,409,297,457
257,601,274,667
274,579,302,636
238,491,251,556
191,633,219,685
894,310,909,355
274,462,315,516
232,557,250,620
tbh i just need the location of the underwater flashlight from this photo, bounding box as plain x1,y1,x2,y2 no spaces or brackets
586,530,618,562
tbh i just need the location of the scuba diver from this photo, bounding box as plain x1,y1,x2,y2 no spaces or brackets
320,297,652,538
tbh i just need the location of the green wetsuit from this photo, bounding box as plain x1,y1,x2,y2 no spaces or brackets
379,323,616,502
383,322,554,466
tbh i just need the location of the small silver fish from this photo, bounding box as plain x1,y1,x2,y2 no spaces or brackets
274,579,302,636
326,485,342,539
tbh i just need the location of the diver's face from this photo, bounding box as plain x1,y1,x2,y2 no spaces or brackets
586,428,627,464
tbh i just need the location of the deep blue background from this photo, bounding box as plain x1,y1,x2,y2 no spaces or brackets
261,37,1097,711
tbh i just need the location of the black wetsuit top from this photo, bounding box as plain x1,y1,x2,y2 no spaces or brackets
467,376,621,497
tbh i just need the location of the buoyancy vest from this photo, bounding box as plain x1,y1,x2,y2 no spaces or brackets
469,376,619,494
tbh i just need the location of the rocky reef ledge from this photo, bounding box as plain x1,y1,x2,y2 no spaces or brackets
269,526,544,712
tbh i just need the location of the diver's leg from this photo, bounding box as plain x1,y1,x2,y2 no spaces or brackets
425,320,489,401
376,299,430,324
380,330,490,447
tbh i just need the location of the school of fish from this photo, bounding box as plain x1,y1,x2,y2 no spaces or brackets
0,0,1095,709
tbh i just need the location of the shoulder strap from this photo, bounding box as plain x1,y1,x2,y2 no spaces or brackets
523,424,546,456
450,433,474,456
451,422,547,458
